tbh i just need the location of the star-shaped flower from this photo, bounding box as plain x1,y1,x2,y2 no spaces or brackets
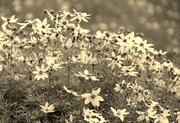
40,102,55,113
1,15,18,31
110,107,129,121
81,88,104,107
71,9,91,23
136,107,157,122
32,64,49,80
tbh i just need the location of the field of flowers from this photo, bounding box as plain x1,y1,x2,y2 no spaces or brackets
0,8,179,123
1,0,180,61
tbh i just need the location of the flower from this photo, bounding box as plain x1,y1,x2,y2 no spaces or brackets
34,18,51,34
40,102,55,113
120,66,138,76
32,64,49,80
114,80,126,93
83,108,106,123
1,15,18,31
134,37,154,54
110,107,129,121
71,9,91,23
75,69,99,81
45,56,61,70
154,109,170,123
136,107,157,122
83,108,94,122
106,51,124,69
95,31,106,39
116,32,134,47
81,88,104,107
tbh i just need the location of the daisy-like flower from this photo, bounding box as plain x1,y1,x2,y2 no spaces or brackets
45,56,61,71
134,37,154,54
1,15,18,31
114,80,126,93
116,32,135,47
83,107,106,123
154,109,170,123
34,18,51,34
40,102,55,113
32,64,49,80
95,31,106,39
136,107,157,122
83,107,94,122
120,66,138,76
75,69,99,81
81,88,104,107
110,107,129,121
106,51,124,69
71,9,91,23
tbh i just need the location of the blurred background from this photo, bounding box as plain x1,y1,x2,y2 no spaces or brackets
0,0,179,64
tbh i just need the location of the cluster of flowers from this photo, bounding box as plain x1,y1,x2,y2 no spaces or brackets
0,9,179,122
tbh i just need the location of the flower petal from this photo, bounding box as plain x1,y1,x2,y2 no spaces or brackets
45,102,49,108
41,64,45,70
84,98,91,104
92,88,101,95
110,107,117,114
96,96,104,101
35,66,40,71
92,99,99,107
81,93,91,98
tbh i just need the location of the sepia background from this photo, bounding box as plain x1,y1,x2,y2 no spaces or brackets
0,0,179,64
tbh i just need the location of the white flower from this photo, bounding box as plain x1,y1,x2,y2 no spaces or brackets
45,56,61,70
40,102,55,113
136,107,157,122
110,107,129,121
120,66,138,76
154,107,170,123
1,15,18,31
114,80,126,93
83,108,106,123
134,37,154,54
34,18,51,34
32,64,49,80
71,9,91,23
81,88,104,107
75,69,99,81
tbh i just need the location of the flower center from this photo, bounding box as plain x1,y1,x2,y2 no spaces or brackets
123,39,127,42
86,115,91,119
91,94,96,99
39,70,43,75
140,43,144,47
117,111,121,116
45,108,49,111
